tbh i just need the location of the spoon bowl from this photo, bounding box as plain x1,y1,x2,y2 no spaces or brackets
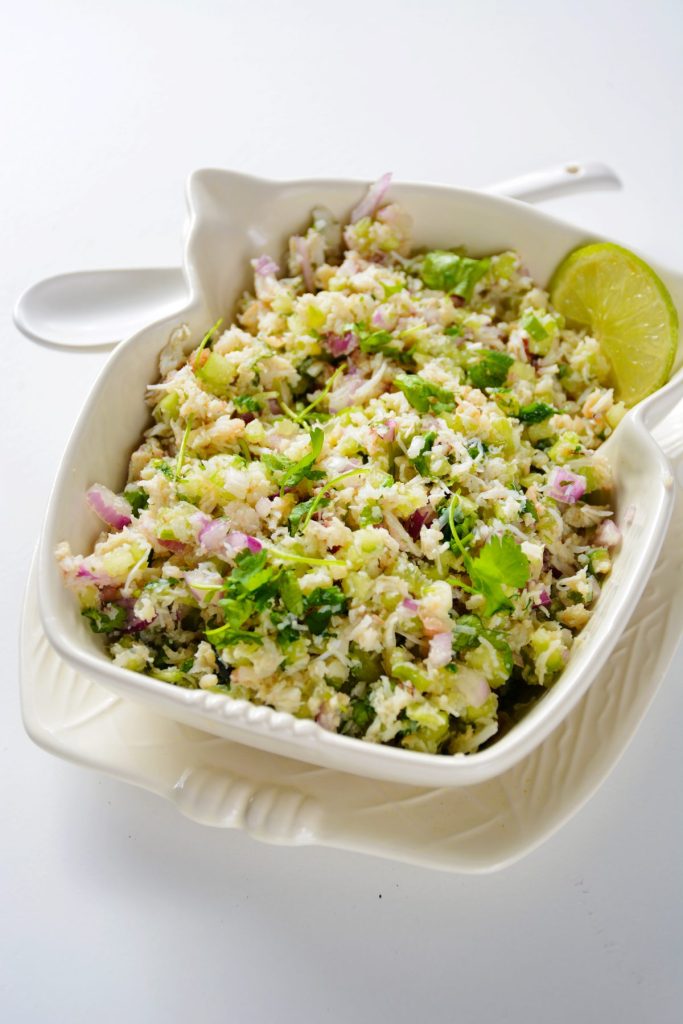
13,267,186,350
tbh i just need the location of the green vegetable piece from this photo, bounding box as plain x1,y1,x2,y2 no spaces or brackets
82,604,127,634
196,350,232,396
444,324,463,337
520,311,549,343
156,392,180,422
517,402,557,424
123,488,149,515
394,373,455,414
359,503,383,527
466,351,514,390
420,251,491,301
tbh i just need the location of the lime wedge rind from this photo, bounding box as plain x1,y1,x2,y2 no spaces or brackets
549,242,679,408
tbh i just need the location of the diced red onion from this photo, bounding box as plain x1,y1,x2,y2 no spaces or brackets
350,172,392,223
226,531,262,553
404,506,435,541
457,671,491,708
595,518,621,548
315,704,338,732
429,632,453,669
328,373,364,413
268,398,282,415
86,484,132,531
402,598,419,613
295,237,315,292
159,539,187,553
195,515,229,553
251,254,280,277
535,589,551,608
323,331,358,357
371,308,389,329
75,564,113,588
374,419,396,442
547,468,586,504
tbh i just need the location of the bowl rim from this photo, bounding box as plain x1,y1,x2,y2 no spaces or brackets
36,167,681,786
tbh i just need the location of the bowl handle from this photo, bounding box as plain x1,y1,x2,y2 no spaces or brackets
485,161,622,203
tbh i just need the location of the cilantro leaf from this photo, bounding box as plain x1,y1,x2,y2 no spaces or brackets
228,549,274,592
304,586,347,635
262,428,326,492
354,323,397,355
468,535,530,617
517,402,556,424
411,431,437,476
288,496,330,535
466,351,514,390
82,604,127,634
420,251,490,301
234,395,262,413
395,373,455,414
205,624,263,648
123,487,149,514
453,614,513,675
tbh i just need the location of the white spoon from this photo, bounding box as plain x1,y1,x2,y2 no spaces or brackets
13,161,621,350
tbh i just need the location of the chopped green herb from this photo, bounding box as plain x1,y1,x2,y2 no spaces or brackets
466,351,514,390
304,586,348,635
298,466,372,532
82,604,127,634
289,496,330,535
468,535,530,618
517,402,556,424
174,415,194,481
444,324,463,337
412,431,437,476
262,428,326,493
394,373,455,414
354,323,397,355
447,497,529,617
420,251,490,301
193,317,224,362
124,488,149,514
234,395,262,413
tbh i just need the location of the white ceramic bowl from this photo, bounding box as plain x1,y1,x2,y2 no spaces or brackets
37,169,683,788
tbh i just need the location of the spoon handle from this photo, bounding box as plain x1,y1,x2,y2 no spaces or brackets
485,161,622,202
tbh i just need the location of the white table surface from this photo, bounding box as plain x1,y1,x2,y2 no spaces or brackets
3,2,682,1021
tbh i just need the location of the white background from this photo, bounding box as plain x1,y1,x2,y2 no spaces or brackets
2,1,682,1021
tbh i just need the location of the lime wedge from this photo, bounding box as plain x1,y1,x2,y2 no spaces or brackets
549,242,679,406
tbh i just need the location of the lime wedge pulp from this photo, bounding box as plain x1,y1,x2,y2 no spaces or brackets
549,242,679,407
